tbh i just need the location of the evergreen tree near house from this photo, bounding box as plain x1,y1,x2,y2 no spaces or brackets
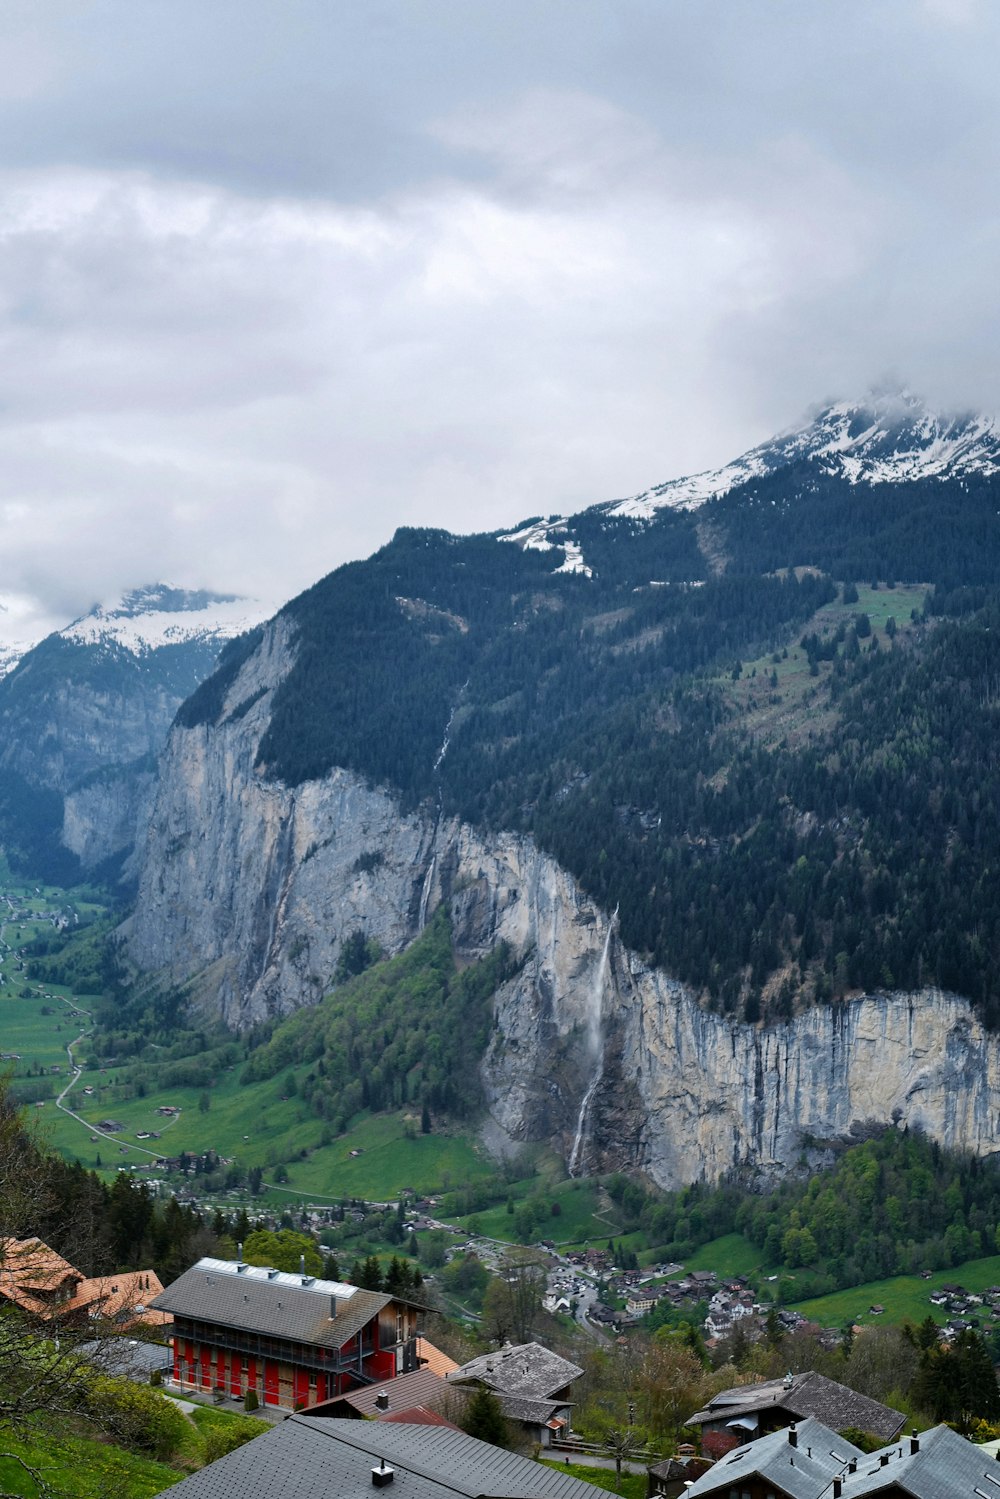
461,1388,510,1449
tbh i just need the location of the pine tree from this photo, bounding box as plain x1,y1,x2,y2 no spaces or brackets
461,1387,509,1448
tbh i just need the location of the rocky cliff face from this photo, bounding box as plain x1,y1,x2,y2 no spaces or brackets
62,766,157,874
126,617,1000,1189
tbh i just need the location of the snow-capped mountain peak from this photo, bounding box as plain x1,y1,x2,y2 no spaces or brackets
498,389,1000,574
60,583,276,653
607,388,1000,520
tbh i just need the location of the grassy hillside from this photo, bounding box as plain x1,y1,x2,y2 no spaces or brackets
0,1428,180,1499
21,907,502,1199
789,1253,1000,1329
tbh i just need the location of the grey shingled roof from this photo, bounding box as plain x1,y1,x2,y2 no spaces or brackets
496,1396,562,1425
448,1343,583,1400
153,1414,617,1499
150,1257,392,1348
685,1417,864,1499
687,1370,905,1444
841,1422,1000,1497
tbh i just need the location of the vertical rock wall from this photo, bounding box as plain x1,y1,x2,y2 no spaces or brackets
126,620,1000,1189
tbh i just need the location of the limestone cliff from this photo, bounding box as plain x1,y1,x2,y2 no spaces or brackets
125,616,1000,1189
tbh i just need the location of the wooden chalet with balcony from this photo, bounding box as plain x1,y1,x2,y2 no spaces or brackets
149,1256,425,1410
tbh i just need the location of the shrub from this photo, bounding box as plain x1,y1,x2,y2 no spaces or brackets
85,1374,189,1459
202,1415,268,1463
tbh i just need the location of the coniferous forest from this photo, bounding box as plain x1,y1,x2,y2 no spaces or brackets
180,465,1000,1025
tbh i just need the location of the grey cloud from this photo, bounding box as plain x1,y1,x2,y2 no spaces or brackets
0,1,997,625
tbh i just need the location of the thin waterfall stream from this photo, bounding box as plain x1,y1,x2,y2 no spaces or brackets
567,907,617,1177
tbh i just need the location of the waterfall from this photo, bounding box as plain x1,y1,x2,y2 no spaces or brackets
567,909,616,1177
418,853,437,931
434,685,466,772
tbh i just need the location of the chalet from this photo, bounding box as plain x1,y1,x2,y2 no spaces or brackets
0,1238,86,1317
150,1256,425,1410
686,1370,905,1459
0,1238,166,1331
684,1418,1000,1499
647,1454,712,1498
447,1340,583,1449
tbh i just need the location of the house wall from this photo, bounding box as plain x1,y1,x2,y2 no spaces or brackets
172,1338,345,1406
701,1422,744,1459
169,1301,419,1410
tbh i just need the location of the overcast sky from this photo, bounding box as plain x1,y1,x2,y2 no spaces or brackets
0,0,998,641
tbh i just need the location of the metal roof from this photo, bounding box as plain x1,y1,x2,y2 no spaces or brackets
309,1368,449,1418
842,1423,1000,1497
685,1418,864,1499
150,1257,393,1349
78,1338,173,1380
153,1414,617,1499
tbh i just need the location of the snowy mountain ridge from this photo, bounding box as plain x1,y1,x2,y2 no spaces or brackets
609,388,1000,521
0,583,275,680
501,388,1000,570
59,584,276,654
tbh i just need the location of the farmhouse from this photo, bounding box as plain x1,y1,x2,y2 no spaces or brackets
447,1341,583,1448
150,1255,425,1410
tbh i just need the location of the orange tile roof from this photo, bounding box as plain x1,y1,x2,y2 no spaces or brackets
0,1238,167,1328
416,1337,460,1377
0,1237,87,1317
74,1270,172,1328
380,1406,462,1430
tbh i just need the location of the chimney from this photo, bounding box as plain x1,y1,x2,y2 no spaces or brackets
788,1423,797,1449
372,1460,394,1488
833,1480,842,1498
300,1254,306,1275
910,1430,919,1455
879,1453,889,1467
329,1295,338,1319
847,1459,857,1473
237,1242,244,1263
375,1392,389,1411
267,1268,279,1280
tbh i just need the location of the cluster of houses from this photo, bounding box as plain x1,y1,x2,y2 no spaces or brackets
8,1234,1000,1499
618,1269,712,1320
927,1279,1000,1337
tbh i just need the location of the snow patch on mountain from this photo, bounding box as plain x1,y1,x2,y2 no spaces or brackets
0,639,34,678
498,519,593,576
0,594,54,679
60,584,276,654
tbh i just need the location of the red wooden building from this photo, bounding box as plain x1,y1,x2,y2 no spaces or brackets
150,1256,423,1410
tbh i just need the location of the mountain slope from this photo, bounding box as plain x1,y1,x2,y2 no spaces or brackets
120,393,1000,1181
0,584,275,877
500,389,1000,574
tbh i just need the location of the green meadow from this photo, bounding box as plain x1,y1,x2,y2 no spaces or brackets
44,1054,494,1199
789,1253,1000,1329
